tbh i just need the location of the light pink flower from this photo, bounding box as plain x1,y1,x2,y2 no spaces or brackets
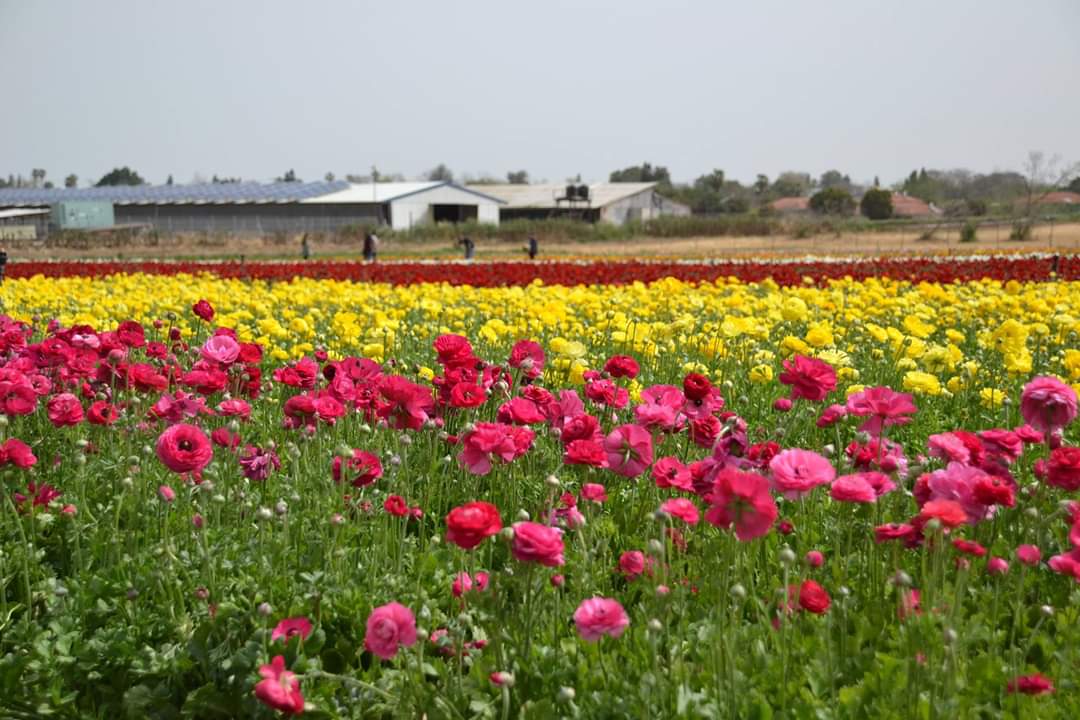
511,521,565,566
200,334,240,365
830,474,877,503
769,449,836,500
660,498,700,525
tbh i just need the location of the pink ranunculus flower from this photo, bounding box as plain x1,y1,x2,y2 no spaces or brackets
660,497,700,525
830,474,878,504
1016,544,1042,566
769,449,836,500
603,424,654,478
47,392,84,427
1020,376,1078,434
845,386,917,436
254,655,304,714
573,597,630,641
705,468,778,541
364,602,417,660
511,521,565,566
200,334,240,365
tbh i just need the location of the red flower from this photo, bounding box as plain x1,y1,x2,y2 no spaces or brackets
603,354,640,379
332,450,383,487
797,580,831,614
87,400,119,425
1045,446,1080,491
0,438,37,469
445,501,502,550
779,355,837,402
952,538,987,557
156,423,213,475
918,499,967,529
1007,673,1054,695
682,372,712,402
192,299,215,322
384,495,409,517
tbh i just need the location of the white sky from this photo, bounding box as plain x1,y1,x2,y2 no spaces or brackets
1,0,1078,186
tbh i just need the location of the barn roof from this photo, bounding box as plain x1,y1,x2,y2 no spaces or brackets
0,181,350,207
302,181,506,205
466,182,658,209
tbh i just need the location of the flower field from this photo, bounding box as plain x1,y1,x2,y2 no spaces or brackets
1,257,1080,718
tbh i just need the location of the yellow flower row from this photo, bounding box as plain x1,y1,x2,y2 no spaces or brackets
2,273,1078,401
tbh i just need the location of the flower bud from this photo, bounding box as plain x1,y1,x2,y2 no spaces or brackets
275,501,288,516
258,602,273,617
256,507,273,521
778,546,796,566
647,618,663,633
729,583,747,600
557,687,576,703
516,509,530,522
647,539,665,557
545,474,560,489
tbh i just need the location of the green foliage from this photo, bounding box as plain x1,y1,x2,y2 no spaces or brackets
96,167,145,187
960,220,978,243
809,188,856,216
506,170,529,185
860,188,894,220
426,164,454,182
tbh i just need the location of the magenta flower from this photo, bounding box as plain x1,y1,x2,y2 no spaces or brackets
1020,376,1078,434
660,498,700,525
779,355,837,402
511,521,565,566
271,616,313,643
830,474,878,504
603,424,654,478
239,445,281,482
845,386,917,436
573,597,630,641
364,602,417,660
254,655,304,714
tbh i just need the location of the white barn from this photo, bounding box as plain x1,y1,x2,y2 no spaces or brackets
466,182,690,225
306,182,503,230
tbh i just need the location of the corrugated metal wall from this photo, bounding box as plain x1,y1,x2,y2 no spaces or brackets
114,203,383,234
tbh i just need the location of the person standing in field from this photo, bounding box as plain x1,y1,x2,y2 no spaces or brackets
458,236,475,261
364,230,380,262
0,247,7,283
300,234,311,260
526,235,538,260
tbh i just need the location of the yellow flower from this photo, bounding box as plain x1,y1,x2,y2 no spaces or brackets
805,322,834,348
903,371,942,396
979,387,1005,408
749,364,774,384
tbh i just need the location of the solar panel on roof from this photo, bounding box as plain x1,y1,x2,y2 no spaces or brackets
0,180,350,207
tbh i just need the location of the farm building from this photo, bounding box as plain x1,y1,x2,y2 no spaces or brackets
466,182,690,225
768,197,811,213
888,193,939,218
1033,191,1080,206
0,208,50,241
0,181,503,234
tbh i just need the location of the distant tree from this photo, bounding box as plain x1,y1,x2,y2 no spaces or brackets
166,174,174,185
873,176,880,187
96,167,145,186
1068,176,1080,194
771,172,812,198
64,174,78,188
809,187,856,215
324,172,335,182
506,170,529,184
44,181,54,188
1012,151,1080,239
818,170,852,192
212,175,241,184
426,164,454,182
276,169,299,183
609,163,673,193
860,188,893,220
753,174,770,196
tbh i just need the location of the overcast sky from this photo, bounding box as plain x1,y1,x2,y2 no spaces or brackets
2,0,1078,187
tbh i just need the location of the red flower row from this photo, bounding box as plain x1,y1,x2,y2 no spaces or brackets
10,254,1080,286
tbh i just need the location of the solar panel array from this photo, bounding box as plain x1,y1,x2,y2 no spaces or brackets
0,180,351,206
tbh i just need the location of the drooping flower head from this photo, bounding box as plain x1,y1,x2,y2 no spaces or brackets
845,386,917,436
254,656,304,715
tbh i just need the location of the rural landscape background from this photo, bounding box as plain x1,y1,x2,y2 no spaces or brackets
2,1,1080,719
